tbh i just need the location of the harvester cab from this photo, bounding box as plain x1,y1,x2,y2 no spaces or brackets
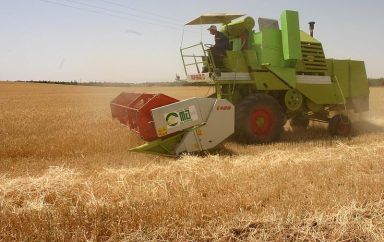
111,10,370,156
180,13,246,77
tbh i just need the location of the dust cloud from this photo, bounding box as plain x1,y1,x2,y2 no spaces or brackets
351,88,384,134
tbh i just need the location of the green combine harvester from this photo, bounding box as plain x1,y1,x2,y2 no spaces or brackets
110,10,370,156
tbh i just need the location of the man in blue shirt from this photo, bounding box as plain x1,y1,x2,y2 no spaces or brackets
207,25,229,68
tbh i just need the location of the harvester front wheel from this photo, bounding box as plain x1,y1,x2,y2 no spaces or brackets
236,93,284,143
328,114,351,137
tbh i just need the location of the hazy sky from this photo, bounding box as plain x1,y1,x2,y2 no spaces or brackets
1,0,383,82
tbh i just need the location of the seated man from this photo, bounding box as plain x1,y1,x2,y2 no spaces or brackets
207,25,229,68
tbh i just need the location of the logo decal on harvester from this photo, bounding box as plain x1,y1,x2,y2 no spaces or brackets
216,105,232,111
165,112,179,127
190,74,206,81
179,109,192,122
165,106,198,128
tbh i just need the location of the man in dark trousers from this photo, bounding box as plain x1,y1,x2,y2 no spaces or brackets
207,25,229,68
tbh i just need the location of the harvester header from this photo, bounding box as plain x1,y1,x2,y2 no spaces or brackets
111,93,234,155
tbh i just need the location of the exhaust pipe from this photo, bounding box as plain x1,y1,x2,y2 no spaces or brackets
309,21,315,37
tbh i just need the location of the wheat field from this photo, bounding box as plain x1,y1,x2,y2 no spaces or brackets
1,82,384,241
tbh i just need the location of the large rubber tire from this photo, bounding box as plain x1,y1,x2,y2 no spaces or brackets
235,93,285,143
328,114,352,137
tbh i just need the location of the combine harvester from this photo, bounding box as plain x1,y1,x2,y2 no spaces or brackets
111,10,369,156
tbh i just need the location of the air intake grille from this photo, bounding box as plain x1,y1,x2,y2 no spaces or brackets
300,41,327,74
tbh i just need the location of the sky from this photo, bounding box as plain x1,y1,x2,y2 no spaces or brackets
0,0,383,82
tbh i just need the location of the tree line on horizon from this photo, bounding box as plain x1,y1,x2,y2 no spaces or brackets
6,78,384,87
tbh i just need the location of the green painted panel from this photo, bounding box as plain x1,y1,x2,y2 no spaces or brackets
251,32,262,62
281,10,302,60
267,66,297,88
253,29,284,67
262,29,284,66
349,60,369,97
296,83,344,104
330,59,350,98
244,50,259,70
299,31,320,43
225,51,249,72
250,71,290,90
326,59,369,99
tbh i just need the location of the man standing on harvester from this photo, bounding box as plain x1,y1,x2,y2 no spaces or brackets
207,25,229,68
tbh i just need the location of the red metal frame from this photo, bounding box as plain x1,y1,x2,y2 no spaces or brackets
110,92,179,141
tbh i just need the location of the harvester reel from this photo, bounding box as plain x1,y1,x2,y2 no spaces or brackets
328,114,352,137
284,89,304,112
236,93,284,143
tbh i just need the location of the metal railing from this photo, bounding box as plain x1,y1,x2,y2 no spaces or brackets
180,42,209,76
